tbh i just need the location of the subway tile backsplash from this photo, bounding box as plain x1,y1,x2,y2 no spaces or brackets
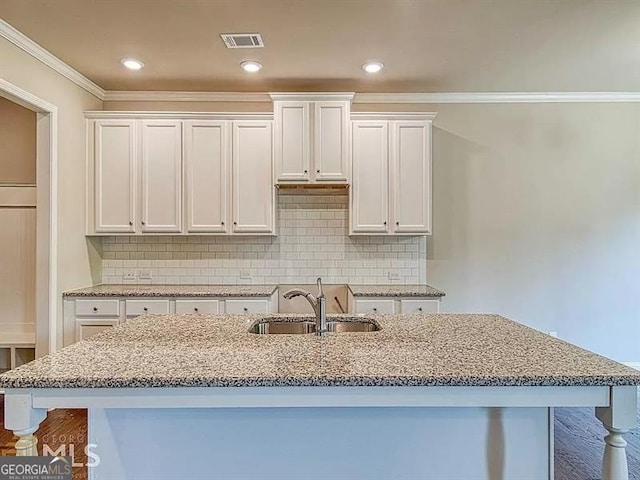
101,192,426,285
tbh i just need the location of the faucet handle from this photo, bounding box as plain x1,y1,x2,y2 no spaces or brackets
316,277,324,298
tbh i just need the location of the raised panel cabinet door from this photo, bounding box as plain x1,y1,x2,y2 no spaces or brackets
232,121,275,234
141,120,183,233
314,101,349,182
274,102,310,182
391,121,431,234
184,121,229,233
350,121,389,233
94,120,136,233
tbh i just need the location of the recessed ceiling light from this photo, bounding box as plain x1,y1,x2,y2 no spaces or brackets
241,60,262,73
121,58,144,70
362,61,384,74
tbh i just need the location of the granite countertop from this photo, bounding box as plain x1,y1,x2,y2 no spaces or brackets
2,313,638,389
349,284,445,297
63,284,278,298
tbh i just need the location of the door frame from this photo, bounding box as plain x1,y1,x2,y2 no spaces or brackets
0,78,58,356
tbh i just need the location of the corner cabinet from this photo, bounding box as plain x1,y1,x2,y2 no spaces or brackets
87,114,275,236
272,93,352,184
350,114,435,235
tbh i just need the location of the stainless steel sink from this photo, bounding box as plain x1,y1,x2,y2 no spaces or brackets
249,316,381,335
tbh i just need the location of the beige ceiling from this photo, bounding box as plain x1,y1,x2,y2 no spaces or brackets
1,0,639,92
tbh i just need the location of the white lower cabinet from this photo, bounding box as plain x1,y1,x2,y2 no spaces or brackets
125,299,171,317
225,299,270,314
351,297,441,315
175,299,220,314
66,294,276,344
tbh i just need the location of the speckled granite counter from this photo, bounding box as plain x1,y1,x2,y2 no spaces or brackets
348,284,445,297
63,284,277,297
1,313,638,389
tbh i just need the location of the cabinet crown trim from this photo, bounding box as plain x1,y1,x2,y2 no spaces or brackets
85,111,274,120
351,112,437,121
269,92,355,102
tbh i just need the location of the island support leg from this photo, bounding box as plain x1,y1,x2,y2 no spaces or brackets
596,386,637,480
3,391,47,456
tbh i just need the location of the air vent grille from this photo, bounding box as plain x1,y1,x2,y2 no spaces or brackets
220,33,264,48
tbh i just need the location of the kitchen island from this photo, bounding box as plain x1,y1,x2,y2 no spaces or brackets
1,313,639,479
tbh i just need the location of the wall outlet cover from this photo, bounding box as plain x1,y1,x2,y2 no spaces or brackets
240,270,252,279
388,270,401,280
139,270,152,280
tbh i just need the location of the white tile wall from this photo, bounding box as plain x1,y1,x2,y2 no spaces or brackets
102,192,426,285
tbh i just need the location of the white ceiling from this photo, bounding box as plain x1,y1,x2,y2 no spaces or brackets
0,0,638,92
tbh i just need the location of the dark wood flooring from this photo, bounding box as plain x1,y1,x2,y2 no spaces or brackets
1,394,639,479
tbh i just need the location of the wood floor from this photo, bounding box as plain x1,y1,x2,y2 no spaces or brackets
1,394,639,479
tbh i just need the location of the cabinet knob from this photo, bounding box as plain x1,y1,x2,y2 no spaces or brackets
383,221,387,226
129,221,133,226
373,308,377,312
141,221,146,226
418,307,423,312
143,307,148,312
93,307,98,312
221,221,225,226
304,170,308,174
243,307,248,312
233,222,237,225
194,308,199,312
396,221,399,226
316,169,320,173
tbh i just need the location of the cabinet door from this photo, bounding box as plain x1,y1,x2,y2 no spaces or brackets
274,102,310,182
184,121,229,233
140,120,183,233
350,121,389,233
94,120,136,233
314,101,349,182
232,121,275,234
391,121,431,234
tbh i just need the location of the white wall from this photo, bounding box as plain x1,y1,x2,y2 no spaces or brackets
0,36,103,350
417,103,640,363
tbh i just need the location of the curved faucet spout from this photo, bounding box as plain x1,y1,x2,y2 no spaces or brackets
282,279,327,337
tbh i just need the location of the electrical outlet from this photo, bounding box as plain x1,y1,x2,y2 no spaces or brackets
123,271,137,280
139,270,152,280
388,270,401,281
240,270,252,279
122,271,137,283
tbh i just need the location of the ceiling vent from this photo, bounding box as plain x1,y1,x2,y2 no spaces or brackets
220,33,264,49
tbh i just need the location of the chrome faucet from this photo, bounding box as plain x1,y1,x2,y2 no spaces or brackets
283,278,327,337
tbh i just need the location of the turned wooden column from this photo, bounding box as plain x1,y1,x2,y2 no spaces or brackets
3,391,47,457
596,386,637,480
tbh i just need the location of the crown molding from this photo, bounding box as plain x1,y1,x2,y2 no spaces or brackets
0,18,105,100
103,91,272,102
84,110,273,120
354,92,640,103
269,92,355,102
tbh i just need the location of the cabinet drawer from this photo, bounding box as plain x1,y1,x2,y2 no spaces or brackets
225,299,269,314
354,299,395,314
175,300,220,314
76,319,119,341
125,299,170,316
401,299,440,314
75,299,120,316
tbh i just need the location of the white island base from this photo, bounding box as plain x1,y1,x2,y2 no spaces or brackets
5,385,637,480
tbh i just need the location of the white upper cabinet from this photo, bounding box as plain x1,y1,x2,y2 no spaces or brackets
272,94,353,184
232,121,275,234
93,120,136,233
391,121,431,234
351,121,389,233
274,102,310,182
184,121,229,233
140,120,183,233
350,114,435,236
